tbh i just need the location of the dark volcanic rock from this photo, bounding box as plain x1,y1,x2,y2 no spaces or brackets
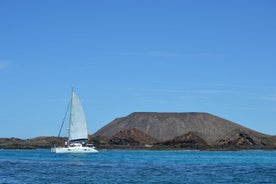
157,132,209,149
93,128,159,149
0,137,28,149
89,135,109,147
216,129,276,149
110,128,159,144
29,136,67,148
0,136,66,149
109,136,140,146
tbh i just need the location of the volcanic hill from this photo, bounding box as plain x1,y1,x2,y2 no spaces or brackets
93,112,276,149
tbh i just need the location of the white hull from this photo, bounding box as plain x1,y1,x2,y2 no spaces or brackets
51,146,98,153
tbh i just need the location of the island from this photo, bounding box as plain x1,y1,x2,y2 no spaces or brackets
1,112,275,150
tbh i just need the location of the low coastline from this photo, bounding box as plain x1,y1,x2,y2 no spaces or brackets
1,135,275,150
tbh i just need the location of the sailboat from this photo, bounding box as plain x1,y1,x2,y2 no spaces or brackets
51,90,98,153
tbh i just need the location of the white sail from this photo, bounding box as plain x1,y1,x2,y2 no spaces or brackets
51,90,98,153
69,91,88,142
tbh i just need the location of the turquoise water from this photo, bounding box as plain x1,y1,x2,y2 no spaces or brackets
0,150,275,183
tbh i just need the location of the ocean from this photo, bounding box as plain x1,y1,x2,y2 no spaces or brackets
0,149,275,184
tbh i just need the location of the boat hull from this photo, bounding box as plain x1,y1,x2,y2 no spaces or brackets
51,147,98,153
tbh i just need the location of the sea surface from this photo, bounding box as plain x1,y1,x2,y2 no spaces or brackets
0,149,275,184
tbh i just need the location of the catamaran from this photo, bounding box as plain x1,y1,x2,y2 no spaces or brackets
51,90,98,153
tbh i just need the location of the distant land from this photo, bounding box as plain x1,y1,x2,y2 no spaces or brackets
1,112,275,150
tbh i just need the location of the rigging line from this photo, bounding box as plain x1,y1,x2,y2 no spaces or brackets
57,99,71,138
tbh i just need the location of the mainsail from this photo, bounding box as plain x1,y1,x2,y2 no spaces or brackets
68,91,88,142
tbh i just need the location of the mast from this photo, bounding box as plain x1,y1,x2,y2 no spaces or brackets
68,88,74,144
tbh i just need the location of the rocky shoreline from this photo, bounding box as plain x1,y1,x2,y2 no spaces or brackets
0,137,66,149
1,130,275,150
90,129,276,150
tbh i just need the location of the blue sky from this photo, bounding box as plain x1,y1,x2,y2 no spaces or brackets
0,0,276,138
